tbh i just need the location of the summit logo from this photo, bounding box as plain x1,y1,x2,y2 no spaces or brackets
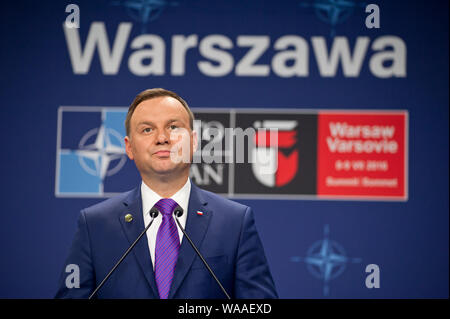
63,22,406,78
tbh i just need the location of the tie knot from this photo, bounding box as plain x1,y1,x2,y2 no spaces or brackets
154,198,179,216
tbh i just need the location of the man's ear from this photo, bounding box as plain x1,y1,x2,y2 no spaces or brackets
124,136,134,160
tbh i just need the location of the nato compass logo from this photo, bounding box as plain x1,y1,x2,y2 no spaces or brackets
111,0,179,33
299,0,366,37
55,107,135,197
291,224,362,296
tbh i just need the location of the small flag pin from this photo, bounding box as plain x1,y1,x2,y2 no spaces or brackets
196,211,204,216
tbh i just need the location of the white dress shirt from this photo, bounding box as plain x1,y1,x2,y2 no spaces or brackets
141,178,190,270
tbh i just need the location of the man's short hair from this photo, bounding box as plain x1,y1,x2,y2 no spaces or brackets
125,88,195,136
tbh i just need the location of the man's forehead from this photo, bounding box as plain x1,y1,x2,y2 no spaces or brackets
136,96,181,109
134,96,189,119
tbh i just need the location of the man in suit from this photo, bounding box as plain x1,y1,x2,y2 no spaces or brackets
55,88,278,299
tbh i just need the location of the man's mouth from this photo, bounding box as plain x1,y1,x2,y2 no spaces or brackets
154,150,172,157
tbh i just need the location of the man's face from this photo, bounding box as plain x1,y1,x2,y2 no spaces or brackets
124,96,197,178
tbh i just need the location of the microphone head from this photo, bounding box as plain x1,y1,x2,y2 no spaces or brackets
149,207,159,218
173,205,184,218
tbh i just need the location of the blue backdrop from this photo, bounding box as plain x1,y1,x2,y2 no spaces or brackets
0,0,448,298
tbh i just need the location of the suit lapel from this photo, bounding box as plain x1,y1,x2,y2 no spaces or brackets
118,187,159,298
169,184,211,298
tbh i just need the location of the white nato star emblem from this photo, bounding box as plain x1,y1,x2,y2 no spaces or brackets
76,125,127,180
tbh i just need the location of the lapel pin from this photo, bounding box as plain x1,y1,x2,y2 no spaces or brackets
196,211,204,216
124,213,133,223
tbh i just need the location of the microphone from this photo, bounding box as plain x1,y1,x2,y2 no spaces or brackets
88,207,159,299
172,206,231,300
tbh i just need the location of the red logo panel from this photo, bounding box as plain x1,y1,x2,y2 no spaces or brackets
317,112,407,200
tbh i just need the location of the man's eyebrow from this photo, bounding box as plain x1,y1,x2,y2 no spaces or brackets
167,118,184,124
136,118,185,126
136,120,155,126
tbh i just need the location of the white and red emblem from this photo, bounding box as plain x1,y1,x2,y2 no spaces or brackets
252,120,298,187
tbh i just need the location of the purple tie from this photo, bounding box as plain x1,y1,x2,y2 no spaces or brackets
154,198,180,299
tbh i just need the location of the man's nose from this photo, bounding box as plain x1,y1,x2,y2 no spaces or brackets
156,130,170,144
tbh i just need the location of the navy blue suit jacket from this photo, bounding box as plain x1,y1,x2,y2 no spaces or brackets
55,184,278,299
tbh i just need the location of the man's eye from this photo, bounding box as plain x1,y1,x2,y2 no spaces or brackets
170,125,178,130
143,127,152,133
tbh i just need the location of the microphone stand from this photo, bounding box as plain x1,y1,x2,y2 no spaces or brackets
88,209,159,299
173,210,231,300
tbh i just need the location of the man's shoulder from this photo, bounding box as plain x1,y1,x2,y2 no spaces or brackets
194,185,250,213
80,184,251,217
81,188,137,218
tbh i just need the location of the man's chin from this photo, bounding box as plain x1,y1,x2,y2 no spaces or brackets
150,163,189,176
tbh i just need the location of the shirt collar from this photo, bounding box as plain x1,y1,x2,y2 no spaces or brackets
141,178,191,218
